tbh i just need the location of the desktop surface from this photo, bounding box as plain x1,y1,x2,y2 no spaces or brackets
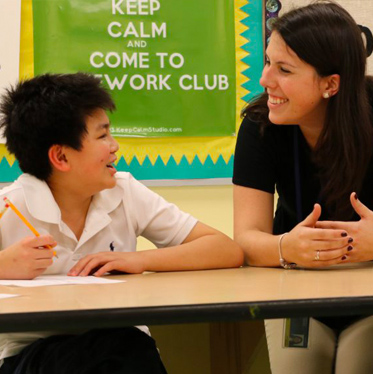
0,264,373,332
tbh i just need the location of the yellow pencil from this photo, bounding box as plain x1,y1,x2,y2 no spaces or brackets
0,204,9,220
4,197,58,258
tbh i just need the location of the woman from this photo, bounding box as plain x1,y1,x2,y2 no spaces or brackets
233,1,373,373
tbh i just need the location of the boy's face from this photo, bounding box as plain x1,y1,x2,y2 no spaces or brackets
66,108,119,194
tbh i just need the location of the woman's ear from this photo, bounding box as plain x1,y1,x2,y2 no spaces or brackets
323,74,340,98
48,145,70,172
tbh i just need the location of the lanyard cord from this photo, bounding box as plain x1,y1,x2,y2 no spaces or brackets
293,126,303,223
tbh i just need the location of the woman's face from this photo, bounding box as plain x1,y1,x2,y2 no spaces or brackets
260,31,329,128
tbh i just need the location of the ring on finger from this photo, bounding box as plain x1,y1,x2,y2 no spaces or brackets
314,250,320,261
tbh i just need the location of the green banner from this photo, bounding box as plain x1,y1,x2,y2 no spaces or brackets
32,0,236,138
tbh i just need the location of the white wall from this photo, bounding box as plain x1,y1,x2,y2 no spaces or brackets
280,0,373,74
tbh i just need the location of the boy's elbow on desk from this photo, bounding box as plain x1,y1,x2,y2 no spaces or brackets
219,234,245,268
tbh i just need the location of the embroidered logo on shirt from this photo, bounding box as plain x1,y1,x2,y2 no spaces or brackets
109,241,115,251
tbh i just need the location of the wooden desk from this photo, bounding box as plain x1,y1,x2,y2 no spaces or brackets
1,264,373,333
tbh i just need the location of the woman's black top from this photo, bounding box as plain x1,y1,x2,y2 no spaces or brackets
233,117,373,233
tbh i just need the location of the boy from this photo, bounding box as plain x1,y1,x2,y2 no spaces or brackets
0,73,243,373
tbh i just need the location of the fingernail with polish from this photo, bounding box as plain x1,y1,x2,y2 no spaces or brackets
354,193,358,200
341,232,348,237
348,246,353,251
342,256,347,260
348,237,353,243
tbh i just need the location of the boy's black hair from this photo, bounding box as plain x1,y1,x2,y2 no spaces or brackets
0,73,116,181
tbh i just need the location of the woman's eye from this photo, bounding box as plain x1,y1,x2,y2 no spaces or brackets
280,67,291,74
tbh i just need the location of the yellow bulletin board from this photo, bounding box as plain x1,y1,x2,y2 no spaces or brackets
0,0,278,183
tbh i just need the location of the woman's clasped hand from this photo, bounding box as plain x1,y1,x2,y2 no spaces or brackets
315,193,373,264
282,204,353,268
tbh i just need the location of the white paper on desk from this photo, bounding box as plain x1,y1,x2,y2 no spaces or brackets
0,275,126,288
0,293,19,299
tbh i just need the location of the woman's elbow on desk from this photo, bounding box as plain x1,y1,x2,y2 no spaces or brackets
234,230,281,268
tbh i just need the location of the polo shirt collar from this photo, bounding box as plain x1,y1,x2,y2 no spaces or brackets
18,174,61,224
91,183,123,214
18,174,123,225
79,186,122,246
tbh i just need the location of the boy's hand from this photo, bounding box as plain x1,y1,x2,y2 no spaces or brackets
68,252,146,277
0,235,57,279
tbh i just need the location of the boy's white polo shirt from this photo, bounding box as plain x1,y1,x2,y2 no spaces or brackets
0,172,198,362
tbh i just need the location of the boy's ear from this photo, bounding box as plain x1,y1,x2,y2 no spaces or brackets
48,145,70,172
